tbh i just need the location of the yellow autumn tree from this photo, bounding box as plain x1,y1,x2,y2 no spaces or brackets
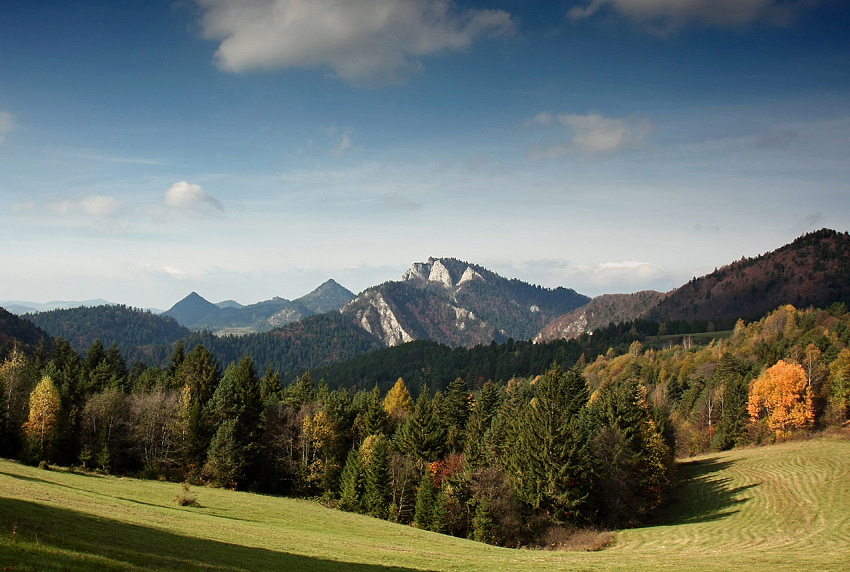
383,378,413,418
748,360,814,438
22,376,62,460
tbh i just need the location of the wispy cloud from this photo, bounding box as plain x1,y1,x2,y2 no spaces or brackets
568,0,817,33
49,195,123,217
164,181,224,215
195,0,514,84
528,112,655,159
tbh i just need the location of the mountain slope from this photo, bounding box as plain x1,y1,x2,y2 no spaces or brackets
645,228,850,323
535,291,664,342
293,279,355,315
0,306,51,357
25,304,190,356
164,281,356,335
342,257,590,347
163,292,221,328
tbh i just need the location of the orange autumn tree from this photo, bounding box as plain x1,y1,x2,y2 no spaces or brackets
748,360,815,438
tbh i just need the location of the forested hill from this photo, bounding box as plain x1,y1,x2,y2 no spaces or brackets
26,305,189,358
0,306,50,356
645,229,850,323
181,310,383,378
536,291,664,342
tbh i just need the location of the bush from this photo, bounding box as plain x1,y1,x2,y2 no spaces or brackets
174,482,199,507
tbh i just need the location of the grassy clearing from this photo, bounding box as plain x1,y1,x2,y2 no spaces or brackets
1,435,849,572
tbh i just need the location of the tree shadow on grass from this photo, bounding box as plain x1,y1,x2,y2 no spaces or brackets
650,457,759,527
0,497,439,572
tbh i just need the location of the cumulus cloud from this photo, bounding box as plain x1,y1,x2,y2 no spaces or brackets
528,112,655,159
0,106,14,143
49,195,123,217
568,0,815,32
557,260,678,294
164,181,224,215
195,0,514,83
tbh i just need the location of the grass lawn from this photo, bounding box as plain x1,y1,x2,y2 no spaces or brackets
1,435,848,571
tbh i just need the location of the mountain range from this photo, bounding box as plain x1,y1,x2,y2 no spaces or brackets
4,229,850,376
164,279,355,335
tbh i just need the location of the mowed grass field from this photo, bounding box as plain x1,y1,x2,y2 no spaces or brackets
1,435,848,572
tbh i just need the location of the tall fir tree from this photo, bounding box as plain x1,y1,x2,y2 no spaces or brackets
397,385,445,466
364,434,391,519
508,366,592,525
339,447,365,512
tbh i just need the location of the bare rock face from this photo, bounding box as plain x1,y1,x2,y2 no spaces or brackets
346,291,414,347
458,266,483,285
428,259,454,288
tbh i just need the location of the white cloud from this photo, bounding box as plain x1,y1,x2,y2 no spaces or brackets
568,0,815,32
195,0,514,83
556,260,679,294
0,106,14,143
48,195,123,217
528,112,655,159
164,181,224,214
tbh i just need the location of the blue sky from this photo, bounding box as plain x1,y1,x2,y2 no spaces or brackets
1,0,849,310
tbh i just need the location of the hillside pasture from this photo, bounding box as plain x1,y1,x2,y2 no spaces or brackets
1,436,848,572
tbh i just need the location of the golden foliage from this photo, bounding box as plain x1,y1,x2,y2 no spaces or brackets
748,360,814,437
383,378,413,417
22,376,62,456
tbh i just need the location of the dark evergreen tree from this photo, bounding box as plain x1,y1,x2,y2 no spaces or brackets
363,384,387,437
364,435,391,519
508,366,592,525
397,385,445,466
339,447,365,512
443,377,470,452
203,355,263,488
204,418,244,489
259,366,282,405
176,344,222,471
413,469,437,530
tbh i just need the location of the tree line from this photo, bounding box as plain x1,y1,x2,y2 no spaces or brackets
3,302,850,546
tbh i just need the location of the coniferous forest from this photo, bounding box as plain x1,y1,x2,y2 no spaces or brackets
2,303,850,546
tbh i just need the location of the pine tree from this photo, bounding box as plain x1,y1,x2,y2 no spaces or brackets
364,435,391,519
259,366,282,405
363,384,387,437
398,386,445,466
443,377,470,453
472,497,496,544
508,366,592,525
203,356,262,488
204,419,244,489
413,469,436,530
430,487,449,533
177,345,222,469
339,447,365,512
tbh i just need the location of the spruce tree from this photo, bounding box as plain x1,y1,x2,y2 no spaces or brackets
443,377,470,452
413,469,436,529
339,447,365,512
398,386,445,466
509,366,592,525
203,356,262,488
363,384,387,437
364,435,391,519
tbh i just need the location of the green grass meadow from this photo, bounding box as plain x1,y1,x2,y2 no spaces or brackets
2,435,849,572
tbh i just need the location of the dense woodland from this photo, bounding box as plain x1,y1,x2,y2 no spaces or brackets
2,303,850,546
